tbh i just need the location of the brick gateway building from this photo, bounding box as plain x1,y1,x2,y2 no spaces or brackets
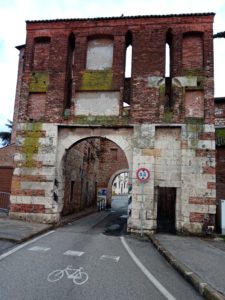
10,13,216,234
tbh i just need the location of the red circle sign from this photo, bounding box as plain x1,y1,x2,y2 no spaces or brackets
136,168,150,183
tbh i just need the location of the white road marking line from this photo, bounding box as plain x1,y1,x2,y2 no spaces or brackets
120,236,176,300
0,231,55,261
100,255,120,262
64,250,84,257
28,246,51,252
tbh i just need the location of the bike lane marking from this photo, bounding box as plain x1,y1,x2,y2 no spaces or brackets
28,246,51,252
120,236,176,300
47,266,89,285
64,250,84,257
0,231,55,261
99,255,120,263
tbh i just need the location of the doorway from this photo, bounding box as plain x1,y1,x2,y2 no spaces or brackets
157,187,176,233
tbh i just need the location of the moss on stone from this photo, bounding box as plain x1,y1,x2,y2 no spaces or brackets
73,115,130,126
80,70,113,90
29,72,49,92
183,68,203,77
159,84,165,96
162,110,173,123
21,122,42,168
216,128,225,146
185,117,204,125
216,128,225,138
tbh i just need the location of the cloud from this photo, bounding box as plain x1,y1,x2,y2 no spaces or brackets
0,0,225,131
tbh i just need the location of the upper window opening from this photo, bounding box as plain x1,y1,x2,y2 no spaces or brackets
125,31,132,78
164,29,173,109
165,29,172,78
65,33,75,108
165,43,170,77
86,38,113,70
123,31,133,107
125,45,132,78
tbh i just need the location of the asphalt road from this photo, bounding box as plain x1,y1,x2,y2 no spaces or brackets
0,198,202,300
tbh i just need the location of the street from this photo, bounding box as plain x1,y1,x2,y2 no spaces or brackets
0,199,202,300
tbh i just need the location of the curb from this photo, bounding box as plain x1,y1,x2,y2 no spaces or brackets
1,225,54,244
148,234,225,300
57,208,98,227
0,208,98,244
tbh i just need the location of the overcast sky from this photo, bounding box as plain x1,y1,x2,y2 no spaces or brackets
0,0,225,131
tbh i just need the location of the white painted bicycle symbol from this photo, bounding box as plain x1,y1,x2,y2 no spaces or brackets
47,265,88,285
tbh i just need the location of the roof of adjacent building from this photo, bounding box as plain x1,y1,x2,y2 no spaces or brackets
214,31,225,38
215,97,225,103
26,12,215,23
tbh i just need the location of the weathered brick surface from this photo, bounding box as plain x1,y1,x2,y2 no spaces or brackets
189,197,216,205
10,203,45,213
190,212,204,223
202,166,216,174
196,149,215,157
13,14,214,124
11,189,45,196
207,182,216,189
216,147,225,202
0,167,13,192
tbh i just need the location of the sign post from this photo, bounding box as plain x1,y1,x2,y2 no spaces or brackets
136,168,150,237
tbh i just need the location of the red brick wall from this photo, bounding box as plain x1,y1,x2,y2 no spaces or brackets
62,137,128,214
182,33,203,69
216,147,225,202
98,139,128,189
13,14,214,126
0,167,13,192
215,100,225,126
63,139,100,215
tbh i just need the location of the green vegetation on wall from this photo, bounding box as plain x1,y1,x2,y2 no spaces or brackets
216,128,225,146
162,110,173,123
73,115,130,126
80,70,113,90
183,68,203,77
29,72,49,92
185,118,204,149
21,123,42,168
185,117,204,125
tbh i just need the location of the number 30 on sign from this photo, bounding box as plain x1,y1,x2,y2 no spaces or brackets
136,168,150,183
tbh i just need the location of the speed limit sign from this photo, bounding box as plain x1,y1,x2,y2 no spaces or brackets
136,167,150,183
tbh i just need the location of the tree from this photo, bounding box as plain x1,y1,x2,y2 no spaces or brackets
0,120,12,146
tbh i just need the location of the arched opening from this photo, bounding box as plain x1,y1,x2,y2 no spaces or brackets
65,33,75,109
123,31,132,108
108,169,131,213
165,29,173,109
61,136,129,216
112,172,129,195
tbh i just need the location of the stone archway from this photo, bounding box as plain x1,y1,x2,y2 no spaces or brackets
107,168,130,206
56,127,133,215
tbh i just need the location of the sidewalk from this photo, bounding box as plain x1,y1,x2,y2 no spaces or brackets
0,207,97,243
148,233,225,300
